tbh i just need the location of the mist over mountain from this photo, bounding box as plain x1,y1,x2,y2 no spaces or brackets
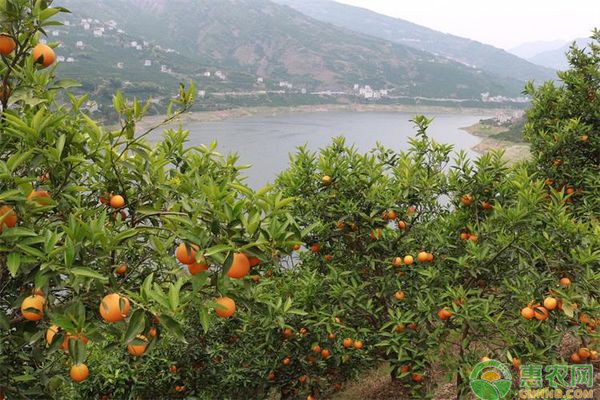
526,38,590,70
508,40,569,59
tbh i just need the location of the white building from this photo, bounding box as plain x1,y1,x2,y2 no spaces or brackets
279,81,293,89
63,20,70,26
215,71,226,80
301,88,307,94
198,90,206,97
203,71,211,77
76,41,84,48
83,23,90,30
51,30,59,37
353,84,360,91
136,45,142,50
161,65,171,73
257,77,264,83
117,62,124,69
144,60,152,67
117,29,125,34
93,29,103,37
66,57,75,63
56,56,65,62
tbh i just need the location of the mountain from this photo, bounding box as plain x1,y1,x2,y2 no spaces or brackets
273,0,556,83
508,40,568,60
53,0,526,114
527,38,590,70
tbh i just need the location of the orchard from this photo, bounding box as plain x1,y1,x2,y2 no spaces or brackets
0,2,598,400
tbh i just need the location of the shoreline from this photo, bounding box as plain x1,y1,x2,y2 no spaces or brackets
137,103,504,131
460,121,530,162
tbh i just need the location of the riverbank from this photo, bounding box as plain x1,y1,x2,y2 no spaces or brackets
137,103,503,131
462,121,530,163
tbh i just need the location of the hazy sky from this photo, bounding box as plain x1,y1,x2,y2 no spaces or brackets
335,0,599,49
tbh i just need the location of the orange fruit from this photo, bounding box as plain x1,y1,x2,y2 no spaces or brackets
412,373,425,383
46,325,68,349
0,35,16,56
461,194,473,206
559,277,571,286
21,295,45,321
512,358,520,369
310,243,320,253
0,206,17,231
543,297,558,311
307,395,314,400
149,327,157,337
417,252,429,263
32,43,56,68
267,371,276,381
544,179,554,186
481,201,494,210
388,210,397,220
176,243,199,265
437,308,453,321
392,257,402,267
282,357,291,366
99,293,130,323
397,220,407,230
370,228,383,241
590,351,598,361
534,306,549,321
407,323,417,330
400,364,411,373
175,386,185,392
247,255,261,267
395,324,405,333
570,353,581,363
215,296,236,318
342,338,353,348
324,254,333,262
226,253,251,279
27,190,51,206
299,375,307,384
581,135,589,142
70,363,89,383
322,175,332,186
116,263,127,275
578,348,591,360
426,253,434,262
460,232,470,240
312,344,321,353
353,340,364,350
521,306,534,320
469,235,479,243
109,194,125,209
480,357,491,362
282,328,294,340
394,291,405,301
403,255,414,266
321,349,331,359
328,332,336,340
169,365,177,373
553,159,562,166
188,260,209,275
127,335,148,356
407,206,417,216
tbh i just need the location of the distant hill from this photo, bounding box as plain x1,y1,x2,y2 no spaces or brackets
527,38,590,70
508,40,568,60
274,0,556,83
54,0,528,114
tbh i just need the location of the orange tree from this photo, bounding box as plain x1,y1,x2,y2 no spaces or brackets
524,30,600,219
0,2,300,398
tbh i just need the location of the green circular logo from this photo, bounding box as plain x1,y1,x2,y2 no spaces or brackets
469,360,513,400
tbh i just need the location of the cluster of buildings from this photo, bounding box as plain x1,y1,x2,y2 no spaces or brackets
353,84,389,99
481,92,530,104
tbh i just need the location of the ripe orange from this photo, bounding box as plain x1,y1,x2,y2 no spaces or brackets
370,228,383,241
461,194,473,206
282,328,294,340
412,373,425,383
311,344,321,354
481,201,494,210
46,325,68,349
481,357,491,362
21,295,45,321
307,395,315,400
460,232,470,240
342,338,353,348
521,306,534,320
417,252,429,263
559,277,571,286
407,323,417,330
395,324,405,333
469,235,479,243
127,335,148,356
116,263,127,275
581,135,589,142
310,243,320,253
32,44,56,68
292,244,301,251
27,190,51,206
324,254,333,262
70,363,89,383
176,243,199,265
392,257,402,268
226,253,250,279
578,348,591,360
512,358,520,369
543,297,558,311
321,349,331,359
0,35,16,56
353,340,364,350
0,206,17,231
400,364,411,373
109,194,125,209
175,386,185,392
267,371,276,381
403,255,414,266
188,259,209,275
553,159,562,167
534,306,549,321
247,255,261,267
590,351,599,361
322,175,332,186
328,332,336,340
397,221,407,231
407,206,417,216
336,220,346,230
437,308,453,321
299,375,307,384
381,210,389,221
388,210,397,220
544,179,554,186
99,293,130,323
215,296,236,318
570,353,581,363
394,291,405,301
149,327,157,337
426,252,434,262
282,357,291,366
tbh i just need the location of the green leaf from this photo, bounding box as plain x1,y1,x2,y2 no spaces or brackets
124,309,146,343
160,314,186,343
7,252,20,277
204,244,233,257
199,306,210,333
71,268,108,283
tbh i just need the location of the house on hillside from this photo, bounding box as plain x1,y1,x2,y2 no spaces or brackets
83,23,90,30
215,71,226,80
57,56,65,62
93,29,103,37
117,62,124,69
76,41,84,49
51,30,59,37
66,57,75,63
203,71,211,77
257,77,264,83
144,60,152,67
